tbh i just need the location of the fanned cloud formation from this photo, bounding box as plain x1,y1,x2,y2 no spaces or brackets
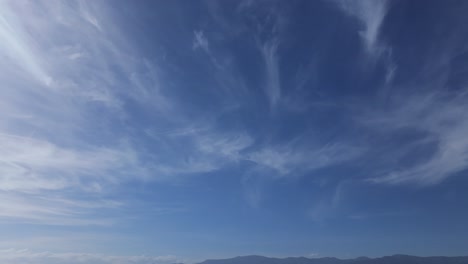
1,0,468,260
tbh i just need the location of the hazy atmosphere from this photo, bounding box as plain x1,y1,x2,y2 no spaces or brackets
1,0,468,263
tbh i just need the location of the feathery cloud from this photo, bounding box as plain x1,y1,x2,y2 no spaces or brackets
0,0,160,225
364,92,468,185
335,0,389,57
248,142,362,177
193,30,209,52
261,39,281,107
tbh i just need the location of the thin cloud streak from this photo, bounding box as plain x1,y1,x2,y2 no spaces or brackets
363,92,468,185
193,30,210,52
0,249,188,264
335,0,397,86
145,124,253,178
248,142,362,177
193,30,223,69
0,2,51,86
0,192,119,226
335,0,389,57
261,39,281,107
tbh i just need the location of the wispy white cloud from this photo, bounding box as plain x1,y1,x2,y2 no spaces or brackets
0,192,121,226
146,124,253,177
307,181,349,222
243,141,361,208
193,30,209,52
0,249,188,264
333,1,468,187
260,39,281,107
241,166,274,208
0,131,145,225
0,0,163,225
362,92,468,185
235,1,285,107
334,0,397,86
195,132,253,161
197,1,293,109
335,0,389,57
0,133,142,192
147,117,360,208
248,142,362,177
0,2,51,86
192,30,224,70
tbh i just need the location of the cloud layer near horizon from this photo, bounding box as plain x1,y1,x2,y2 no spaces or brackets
0,249,186,264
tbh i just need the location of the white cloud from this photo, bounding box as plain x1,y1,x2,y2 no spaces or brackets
192,30,225,70
248,142,362,176
363,92,468,185
0,0,163,225
0,249,187,264
0,192,120,226
334,0,397,85
335,0,397,94
78,1,103,31
195,132,253,160
335,0,389,57
241,166,273,208
307,181,348,222
146,125,253,177
193,30,209,52
0,133,142,192
0,2,51,86
261,39,281,107
236,1,285,107
243,142,361,208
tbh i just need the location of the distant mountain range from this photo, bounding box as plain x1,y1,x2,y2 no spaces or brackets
198,255,468,264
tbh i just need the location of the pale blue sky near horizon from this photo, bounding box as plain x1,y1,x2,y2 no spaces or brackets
1,0,468,263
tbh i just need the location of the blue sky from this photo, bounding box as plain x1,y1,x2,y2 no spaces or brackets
1,0,468,263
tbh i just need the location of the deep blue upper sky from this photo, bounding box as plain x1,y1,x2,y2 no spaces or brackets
1,0,468,263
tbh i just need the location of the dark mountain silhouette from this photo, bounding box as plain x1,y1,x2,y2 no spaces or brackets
198,255,468,264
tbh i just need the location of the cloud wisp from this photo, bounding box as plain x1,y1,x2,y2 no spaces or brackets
248,142,361,177
193,30,210,53
0,192,121,226
0,249,188,264
0,0,164,225
260,39,282,107
335,0,389,57
333,0,468,186
363,92,468,185
334,0,397,87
